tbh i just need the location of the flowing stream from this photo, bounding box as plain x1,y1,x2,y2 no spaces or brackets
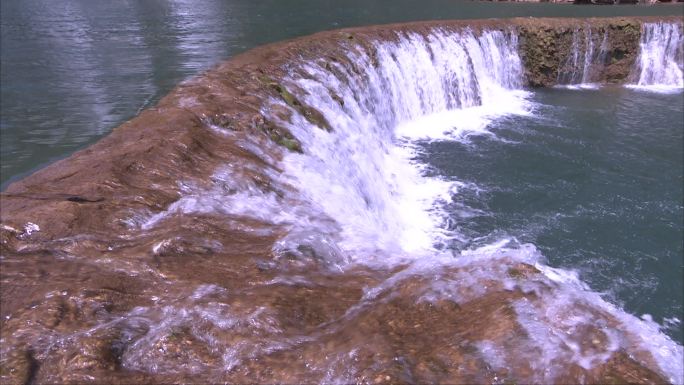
1,15,683,384
143,22,684,382
631,22,684,90
255,23,683,382
557,27,609,88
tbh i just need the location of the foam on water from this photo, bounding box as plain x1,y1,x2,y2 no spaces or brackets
270,29,527,262
137,26,684,380
358,239,684,383
267,27,682,380
395,89,532,141
555,83,602,91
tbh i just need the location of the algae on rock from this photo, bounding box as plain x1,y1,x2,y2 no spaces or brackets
256,75,333,132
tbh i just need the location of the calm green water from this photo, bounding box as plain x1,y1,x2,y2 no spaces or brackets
1,0,683,188
421,87,683,343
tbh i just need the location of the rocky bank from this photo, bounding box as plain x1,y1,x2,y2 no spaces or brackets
1,16,681,384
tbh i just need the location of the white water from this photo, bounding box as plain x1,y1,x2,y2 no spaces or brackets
265,28,682,383
139,26,684,383
553,22,683,91
630,22,684,92
557,27,608,89
270,29,530,262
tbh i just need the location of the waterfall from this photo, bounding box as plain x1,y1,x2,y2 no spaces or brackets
557,28,583,85
557,27,608,88
267,29,530,262
262,27,682,383
589,30,609,84
133,25,683,383
581,29,596,84
631,22,684,90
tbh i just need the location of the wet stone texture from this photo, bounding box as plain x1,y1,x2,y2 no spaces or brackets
1,16,679,384
517,18,645,86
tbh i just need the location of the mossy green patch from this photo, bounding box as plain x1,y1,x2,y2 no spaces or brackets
507,267,526,279
277,137,303,153
256,74,333,132
251,113,303,153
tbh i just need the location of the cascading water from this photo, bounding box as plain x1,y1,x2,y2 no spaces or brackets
554,21,683,91
558,28,584,85
6,22,683,384
631,22,684,90
269,29,530,262
115,24,684,384
557,27,609,88
263,27,683,383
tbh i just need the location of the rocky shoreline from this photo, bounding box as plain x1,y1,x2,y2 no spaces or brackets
1,16,681,384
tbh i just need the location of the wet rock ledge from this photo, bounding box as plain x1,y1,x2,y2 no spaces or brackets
0,16,680,385
2,16,678,237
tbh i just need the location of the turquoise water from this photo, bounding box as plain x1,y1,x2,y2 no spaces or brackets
0,0,682,351
1,2,682,379
420,86,683,343
1,0,682,187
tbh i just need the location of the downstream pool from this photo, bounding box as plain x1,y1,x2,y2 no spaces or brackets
419,87,683,344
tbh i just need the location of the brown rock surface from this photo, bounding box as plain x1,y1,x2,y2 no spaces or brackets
1,16,680,384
